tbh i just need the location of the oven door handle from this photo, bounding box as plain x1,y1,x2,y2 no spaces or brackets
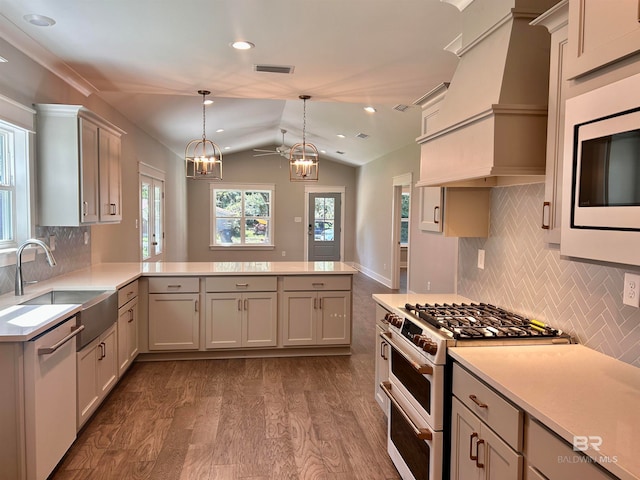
380,332,433,375
380,381,433,441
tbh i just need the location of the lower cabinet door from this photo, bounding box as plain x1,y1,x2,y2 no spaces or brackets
97,324,118,396
77,339,100,429
117,298,138,375
281,292,316,346
149,293,199,350
317,291,351,345
243,293,277,347
205,293,243,349
451,397,485,480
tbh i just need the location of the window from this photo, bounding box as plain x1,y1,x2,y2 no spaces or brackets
400,192,410,245
0,124,16,247
211,184,274,248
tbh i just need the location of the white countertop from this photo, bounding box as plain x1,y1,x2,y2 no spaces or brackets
0,261,356,342
449,345,640,480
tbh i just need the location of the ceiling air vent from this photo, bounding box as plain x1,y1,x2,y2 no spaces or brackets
393,104,410,112
355,133,369,139
253,64,295,74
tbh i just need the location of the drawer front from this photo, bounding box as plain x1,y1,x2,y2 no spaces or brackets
205,276,277,292
148,277,200,293
118,280,139,307
282,275,351,291
453,363,523,451
526,419,615,480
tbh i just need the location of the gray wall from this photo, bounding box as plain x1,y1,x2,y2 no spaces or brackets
0,36,188,296
354,142,458,293
187,149,356,262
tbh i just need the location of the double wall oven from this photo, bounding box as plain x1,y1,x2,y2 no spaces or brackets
374,294,572,480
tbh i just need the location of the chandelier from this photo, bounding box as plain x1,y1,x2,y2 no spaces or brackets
289,95,319,181
185,90,222,180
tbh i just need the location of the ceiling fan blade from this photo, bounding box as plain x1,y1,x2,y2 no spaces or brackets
253,152,279,157
253,148,277,153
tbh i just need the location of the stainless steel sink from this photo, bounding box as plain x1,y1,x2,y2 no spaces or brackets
21,290,117,350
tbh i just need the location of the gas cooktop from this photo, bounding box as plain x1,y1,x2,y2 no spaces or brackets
404,302,570,341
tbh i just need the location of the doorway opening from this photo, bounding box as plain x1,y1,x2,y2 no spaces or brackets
139,163,165,262
391,174,412,292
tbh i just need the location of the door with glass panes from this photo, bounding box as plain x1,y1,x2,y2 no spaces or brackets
308,193,341,261
140,174,164,262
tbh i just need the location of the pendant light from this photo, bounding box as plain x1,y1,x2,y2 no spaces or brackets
185,90,223,180
289,95,319,181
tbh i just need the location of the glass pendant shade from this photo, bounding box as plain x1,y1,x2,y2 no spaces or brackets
289,95,319,182
186,90,223,180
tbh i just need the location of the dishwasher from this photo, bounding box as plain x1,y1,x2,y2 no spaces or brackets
24,316,84,480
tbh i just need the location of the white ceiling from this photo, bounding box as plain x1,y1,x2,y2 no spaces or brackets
0,0,462,167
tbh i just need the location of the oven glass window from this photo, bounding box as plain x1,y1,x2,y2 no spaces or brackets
390,403,431,480
391,349,431,415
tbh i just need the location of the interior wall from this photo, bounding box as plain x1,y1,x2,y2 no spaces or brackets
458,183,640,367
187,149,356,262
0,37,188,266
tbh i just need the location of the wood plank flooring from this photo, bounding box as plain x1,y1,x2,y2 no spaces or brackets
51,273,401,480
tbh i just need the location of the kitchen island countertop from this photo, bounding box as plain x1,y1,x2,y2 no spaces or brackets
0,261,356,341
449,344,640,480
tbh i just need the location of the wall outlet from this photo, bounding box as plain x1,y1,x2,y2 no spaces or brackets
427,281,431,291
83,231,90,245
477,249,485,270
49,235,56,251
623,273,640,307
281,250,286,257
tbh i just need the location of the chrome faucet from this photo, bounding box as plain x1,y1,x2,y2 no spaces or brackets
15,238,57,296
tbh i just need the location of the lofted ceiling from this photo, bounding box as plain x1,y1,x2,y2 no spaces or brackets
0,0,462,167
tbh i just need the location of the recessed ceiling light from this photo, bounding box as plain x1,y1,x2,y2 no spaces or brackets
364,106,376,113
231,41,255,50
224,146,231,150
216,128,224,133
320,150,327,154
337,134,346,139
23,14,56,27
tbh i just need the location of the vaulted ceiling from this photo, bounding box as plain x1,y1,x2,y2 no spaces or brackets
0,0,462,166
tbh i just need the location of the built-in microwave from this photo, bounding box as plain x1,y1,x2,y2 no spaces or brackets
571,107,640,231
561,72,640,268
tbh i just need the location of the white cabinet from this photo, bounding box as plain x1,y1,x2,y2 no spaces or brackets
117,280,139,375
566,0,640,79
148,277,200,351
34,104,125,226
525,417,615,480
374,305,390,413
281,275,351,346
533,1,569,244
451,363,523,480
77,322,118,429
204,275,278,349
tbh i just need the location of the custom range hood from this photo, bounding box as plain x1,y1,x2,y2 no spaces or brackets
416,0,559,187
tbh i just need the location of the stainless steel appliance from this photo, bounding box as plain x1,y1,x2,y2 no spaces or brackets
378,301,572,480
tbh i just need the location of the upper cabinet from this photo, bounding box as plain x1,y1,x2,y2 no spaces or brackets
34,104,125,226
566,0,640,79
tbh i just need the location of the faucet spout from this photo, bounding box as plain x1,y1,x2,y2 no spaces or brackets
15,238,57,296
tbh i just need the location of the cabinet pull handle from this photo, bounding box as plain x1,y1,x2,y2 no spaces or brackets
542,201,550,229
238,299,243,311
167,284,182,289
236,283,249,288
128,308,134,322
313,298,318,309
433,205,440,224
37,325,85,355
469,394,487,408
475,439,485,468
312,282,325,288
469,432,479,461
244,299,248,311
98,342,105,360
318,297,323,309
380,382,432,440
195,300,199,312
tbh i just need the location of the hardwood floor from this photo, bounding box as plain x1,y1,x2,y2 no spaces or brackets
51,273,402,480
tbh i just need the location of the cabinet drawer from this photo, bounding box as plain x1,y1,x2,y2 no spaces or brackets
282,275,351,291
526,418,614,480
118,280,138,307
148,277,199,293
453,363,523,451
205,276,277,292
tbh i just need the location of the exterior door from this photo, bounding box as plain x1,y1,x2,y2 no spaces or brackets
140,174,164,262
308,192,341,261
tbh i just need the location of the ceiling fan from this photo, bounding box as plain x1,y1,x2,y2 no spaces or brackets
253,128,291,158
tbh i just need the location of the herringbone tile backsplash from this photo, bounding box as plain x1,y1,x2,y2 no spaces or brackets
458,183,640,367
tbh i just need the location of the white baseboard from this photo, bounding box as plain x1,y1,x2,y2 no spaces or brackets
351,263,392,288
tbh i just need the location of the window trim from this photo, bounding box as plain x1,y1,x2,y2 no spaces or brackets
209,183,275,250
